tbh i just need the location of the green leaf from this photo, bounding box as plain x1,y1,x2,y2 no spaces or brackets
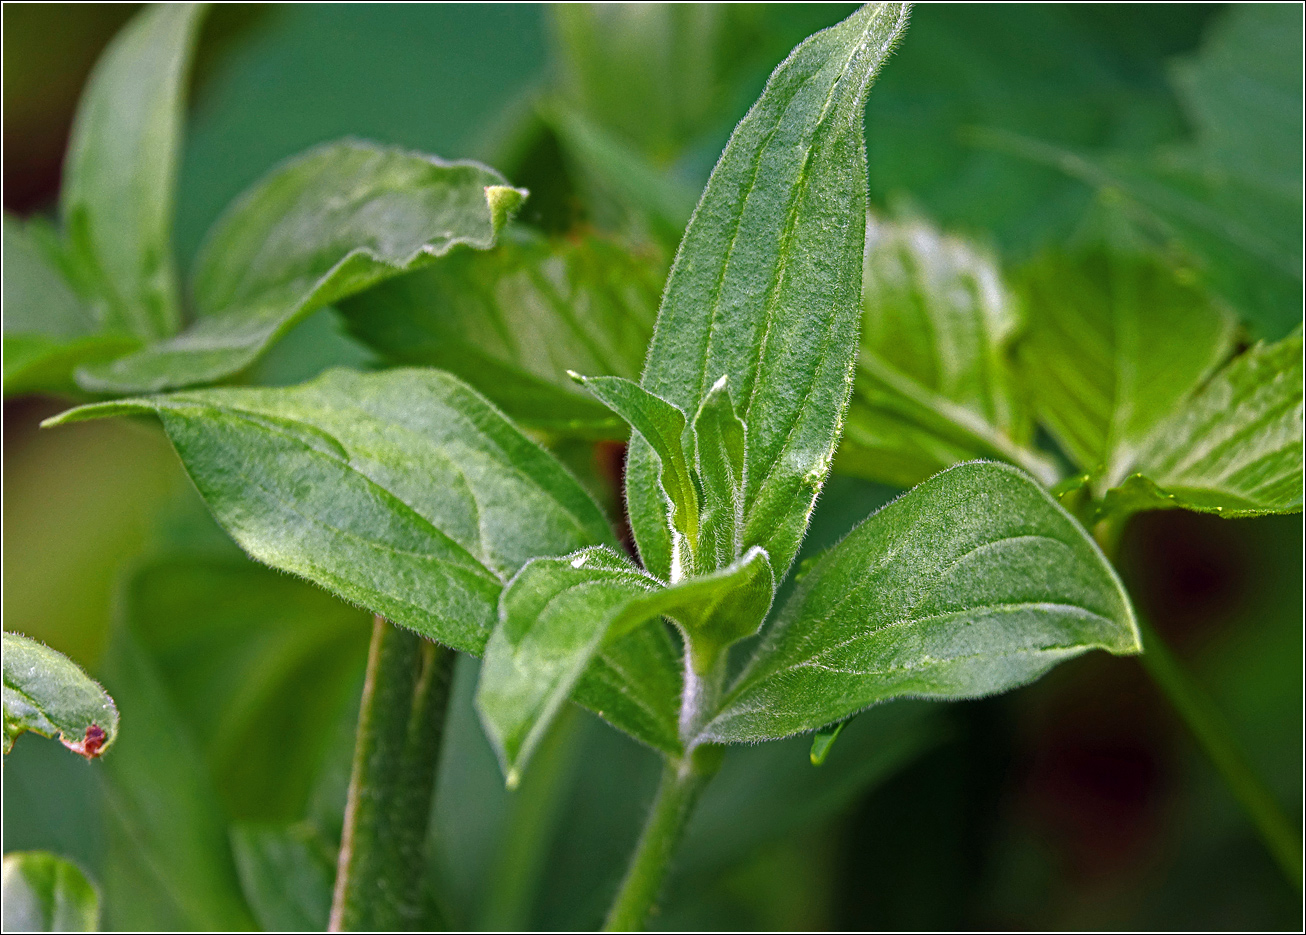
60,3,206,340
1103,329,1304,519
3,632,118,759
340,229,661,438
1016,250,1237,494
693,376,748,571
2,214,138,398
808,719,849,766
626,2,912,583
573,374,699,575
840,214,1058,488
230,823,335,933
1,852,100,933
45,368,612,655
76,142,526,393
478,545,773,782
703,461,1139,744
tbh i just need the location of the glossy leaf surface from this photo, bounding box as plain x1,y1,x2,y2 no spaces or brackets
1,852,99,933
341,230,660,437
704,462,1139,744
627,2,911,582
78,142,524,393
47,368,612,654
60,3,205,340
1016,251,1236,493
3,633,118,759
841,214,1055,488
1104,329,1304,518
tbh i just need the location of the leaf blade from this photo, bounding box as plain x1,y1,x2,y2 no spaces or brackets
704,461,1139,744
1,852,100,933
3,633,119,759
77,142,525,393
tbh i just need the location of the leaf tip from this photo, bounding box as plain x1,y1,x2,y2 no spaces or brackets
60,723,109,760
505,767,522,791
565,369,586,385
485,184,528,233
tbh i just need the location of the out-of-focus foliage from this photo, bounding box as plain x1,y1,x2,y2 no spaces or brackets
1,852,100,933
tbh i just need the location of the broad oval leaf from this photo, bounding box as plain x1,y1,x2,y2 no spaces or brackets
3,632,119,758
1,852,99,933
1016,250,1237,494
60,3,205,340
340,230,661,438
627,2,912,582
840,214,1057,488
77,141,525,393
1104,328,1304,518
46,368,611,655
701,461,1139,745
477,546,773,782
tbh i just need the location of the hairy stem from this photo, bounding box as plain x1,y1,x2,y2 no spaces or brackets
1095,520,1302,889
1137,616,1302,888
329,616,456,931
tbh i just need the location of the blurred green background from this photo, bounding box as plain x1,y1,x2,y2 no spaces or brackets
3,3,1301,930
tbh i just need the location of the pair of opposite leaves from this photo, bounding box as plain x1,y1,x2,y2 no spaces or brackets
48,3,1141,785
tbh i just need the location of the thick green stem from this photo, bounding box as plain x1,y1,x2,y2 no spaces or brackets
602,751,718,931
329,616,456,931
1137,616,1302,888
1094,519,1302,889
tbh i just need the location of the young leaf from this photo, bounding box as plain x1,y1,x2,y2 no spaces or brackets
60,3,206,340
1,852,100,933
3,632,118,759
702,461,1139,744
1103,329,1304,519
1016,250,1237,493
2,214,138,398
627,2,912,582
77,142,526,393
477,546,773,782
230,823,335,933
340,229,661,438
840,214,1058,488
45,368,611,655
573,374,699,575
693,376,748,571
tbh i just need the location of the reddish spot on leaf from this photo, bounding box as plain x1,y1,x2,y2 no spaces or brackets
61,723,107,759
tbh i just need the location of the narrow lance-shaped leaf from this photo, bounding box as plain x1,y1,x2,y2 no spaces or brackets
341,229,661,438
3,632,119,758
840,214,1057,488
77,141,526,393
627,2,912,582
1103,328,1304,519
1016,250,1237,494
703,461,1139,745
46,368,610,655
693,376,748,571
2,214,137,398
1,853,100,933
477,546,773,783
60,3,206,339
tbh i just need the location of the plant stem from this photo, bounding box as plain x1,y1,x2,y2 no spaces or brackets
479,703,584,930
329,616,456,931
1136,616,1302,888
1093,519,1303,889
602,752,717,932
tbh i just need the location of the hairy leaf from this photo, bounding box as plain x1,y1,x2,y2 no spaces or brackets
703,462,1139,744
1103,329,1304,518
841,214,1057,488
230,823,335,933
341,230,660,438
46,368,611,654
478,546,773,781
77,142,525,393
627,2,911,582
693,377,749,571
1,852,99,933
1016,251,1236,494
60,3,205,340
3,633,118,759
